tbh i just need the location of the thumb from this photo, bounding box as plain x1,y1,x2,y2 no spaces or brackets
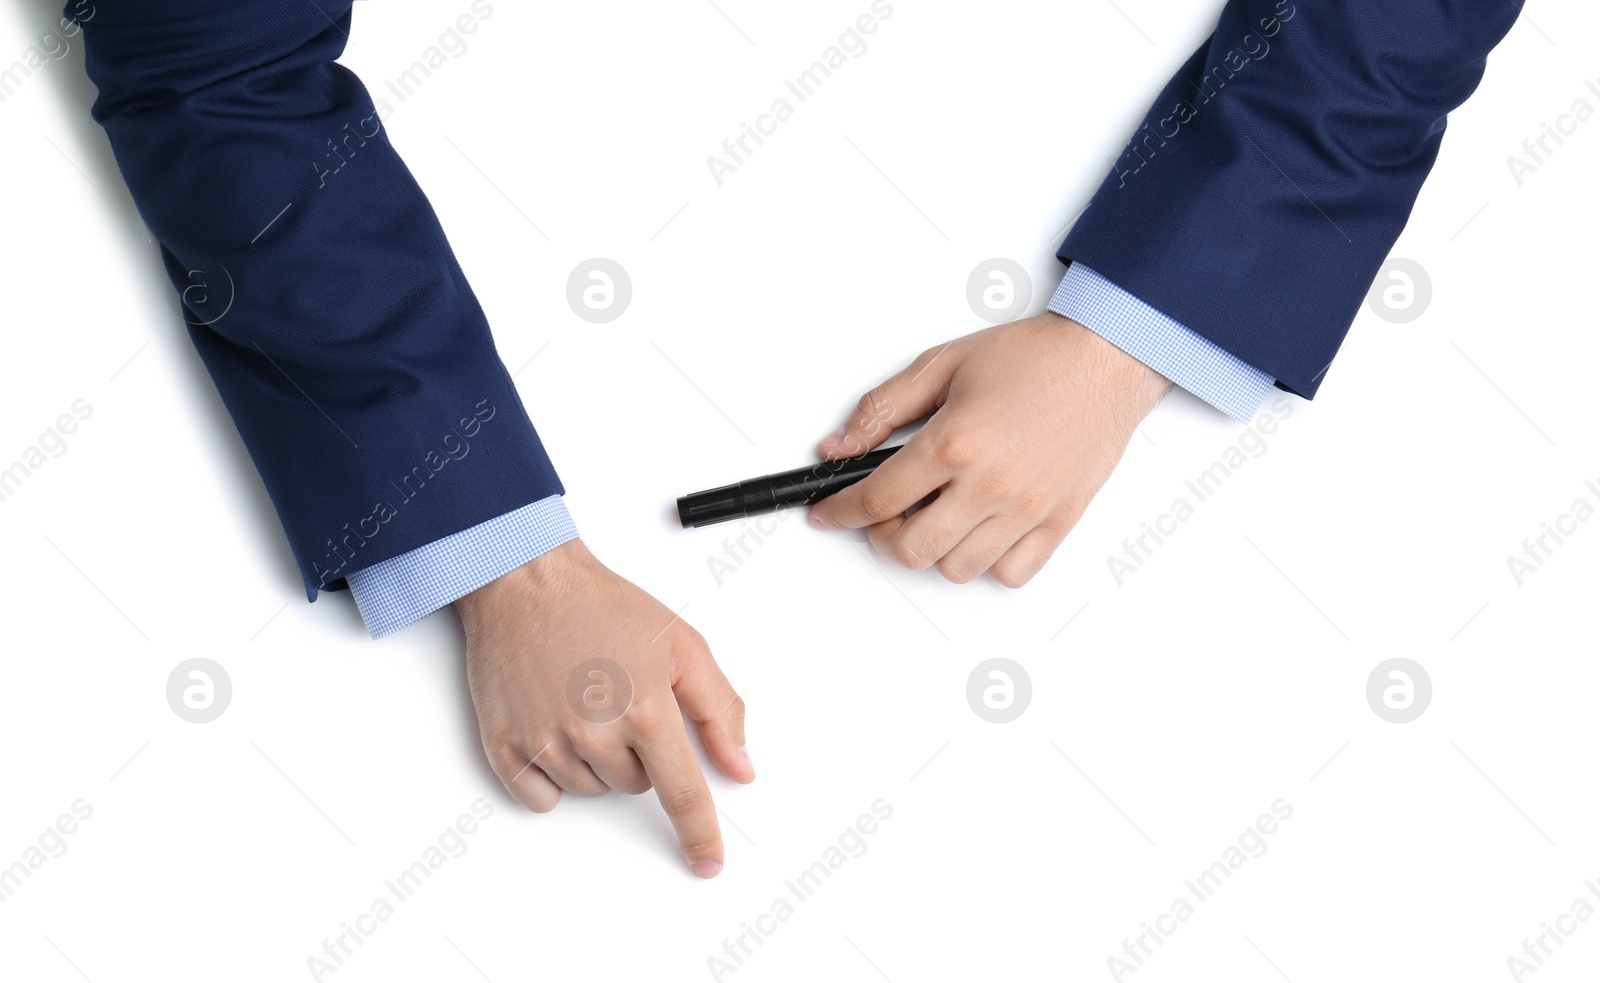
818,342,959,460
672,636,753,784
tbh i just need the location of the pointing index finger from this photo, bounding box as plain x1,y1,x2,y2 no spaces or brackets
635,724,725,878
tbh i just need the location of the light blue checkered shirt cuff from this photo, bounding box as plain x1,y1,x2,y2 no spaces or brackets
1048,261,1277,423
345,494,579,639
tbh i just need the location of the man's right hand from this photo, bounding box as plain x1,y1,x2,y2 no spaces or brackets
807,314,1171,586
454,539,753,878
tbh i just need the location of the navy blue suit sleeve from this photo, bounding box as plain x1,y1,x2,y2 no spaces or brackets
78,0,563,600
1059,0,1520,397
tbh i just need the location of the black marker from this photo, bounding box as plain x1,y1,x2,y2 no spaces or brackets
676,446,902,528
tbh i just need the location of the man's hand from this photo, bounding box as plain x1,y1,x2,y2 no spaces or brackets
808,313,1172,586
454,539,753,878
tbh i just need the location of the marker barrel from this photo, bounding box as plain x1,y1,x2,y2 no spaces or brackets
676,446,901,528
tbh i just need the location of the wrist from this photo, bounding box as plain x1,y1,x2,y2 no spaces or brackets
1045,312,1173,413
456,538,593,627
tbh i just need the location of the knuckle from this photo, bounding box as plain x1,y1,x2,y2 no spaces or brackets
679,623,710,652
991,562,1036,589
932,430,979,471
484,739,524,774
854,389,886,422
566,724,611,758
1037,509,1077,538
524,732,559,761
975,464,1018,502
679,836,718,859
663,784,706,818
1010,487,1049,518
1033,503,1084,544
624,698,669,735
724,692,747,725
936,554,981,585
891,540,927,570
859,488,901,523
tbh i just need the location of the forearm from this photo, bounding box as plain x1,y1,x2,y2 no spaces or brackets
1059,0,1520,396
80,1,563,600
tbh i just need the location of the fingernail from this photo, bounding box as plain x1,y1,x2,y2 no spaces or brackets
691,859,723,879
738,745,755,777
819,426,848,449
808,512,831,531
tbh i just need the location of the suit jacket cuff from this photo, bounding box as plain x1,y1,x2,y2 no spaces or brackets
1048,262,1276,423
346,494,579,639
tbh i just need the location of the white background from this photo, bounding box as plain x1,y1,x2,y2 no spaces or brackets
1,1,1596,980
